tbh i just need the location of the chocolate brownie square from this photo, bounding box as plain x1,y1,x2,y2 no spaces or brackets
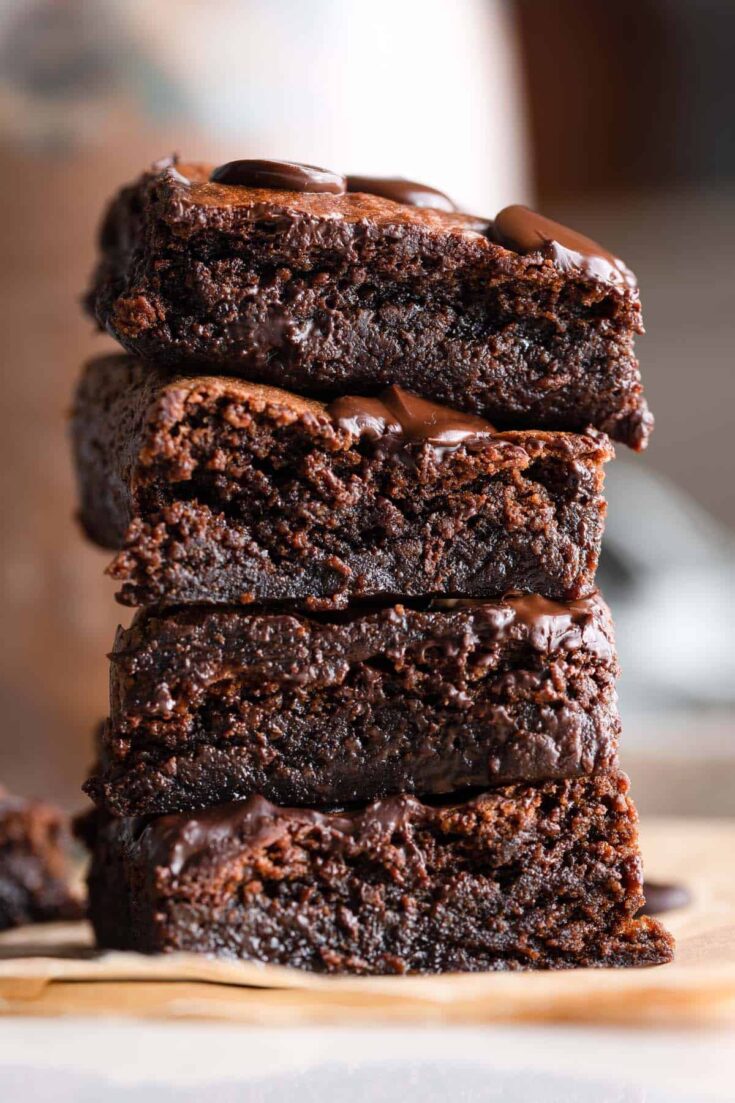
85,159,651,448
86,592,620,816
72,355,612,608
83,773,673,972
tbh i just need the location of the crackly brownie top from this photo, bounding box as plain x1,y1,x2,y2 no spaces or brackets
110,156,637,292
99,789,527,878
87,352,614,467
116,590,617,699
149,159,490,232
98,767,634,880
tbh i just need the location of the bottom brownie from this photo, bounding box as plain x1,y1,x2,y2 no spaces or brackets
0,787,82,930
84,772,673,973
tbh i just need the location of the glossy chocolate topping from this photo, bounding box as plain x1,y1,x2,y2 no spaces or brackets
640,881,692,916
435,591,613,660
142,797,329,876
327,385,495,458
493,205,636,289
346,175,455,212
118,591,615,729
505,593,607,651
210,159,346,194
133,794,429,876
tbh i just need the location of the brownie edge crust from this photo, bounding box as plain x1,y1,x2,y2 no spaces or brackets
83,773,674,973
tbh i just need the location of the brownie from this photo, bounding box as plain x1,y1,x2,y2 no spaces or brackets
72,355,612,608
0,787,82,930
86,592,620,816
83,773,674,972
85,159,652,449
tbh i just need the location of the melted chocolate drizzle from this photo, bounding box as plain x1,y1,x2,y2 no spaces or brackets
346,175,455,211
493,204,636,289
327,385,495,459
210,159,346,194
135,794,427,877
503,593,604,651
435,591,613,660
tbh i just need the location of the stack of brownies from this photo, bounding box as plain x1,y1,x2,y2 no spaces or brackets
72,157,673,972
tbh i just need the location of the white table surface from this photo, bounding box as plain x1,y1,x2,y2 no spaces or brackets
0,1020,733,1101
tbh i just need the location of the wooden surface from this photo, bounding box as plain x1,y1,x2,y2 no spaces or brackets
0,817,732,1027
0,816,728,1027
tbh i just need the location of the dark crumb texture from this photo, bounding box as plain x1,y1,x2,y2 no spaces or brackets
72,355,612,608
84,774,674,972
0,788,82,930
87,592,620,816
85,162,652,449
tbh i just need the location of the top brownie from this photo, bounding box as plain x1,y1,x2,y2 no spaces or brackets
86,158,652,449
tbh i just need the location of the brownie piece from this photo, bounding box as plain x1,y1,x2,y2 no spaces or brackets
86,592,620,816
83,773,674,972
0,787,82,930
72,355,612,608
85,159,651,449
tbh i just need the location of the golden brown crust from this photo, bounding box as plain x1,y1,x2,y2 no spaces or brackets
173,162,492,233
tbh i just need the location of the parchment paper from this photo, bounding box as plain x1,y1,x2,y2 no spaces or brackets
0,817,732,1026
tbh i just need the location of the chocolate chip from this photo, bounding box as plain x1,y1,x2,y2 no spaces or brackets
210,159,346,194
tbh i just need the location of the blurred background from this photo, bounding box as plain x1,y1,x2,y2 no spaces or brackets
0,0,732,812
